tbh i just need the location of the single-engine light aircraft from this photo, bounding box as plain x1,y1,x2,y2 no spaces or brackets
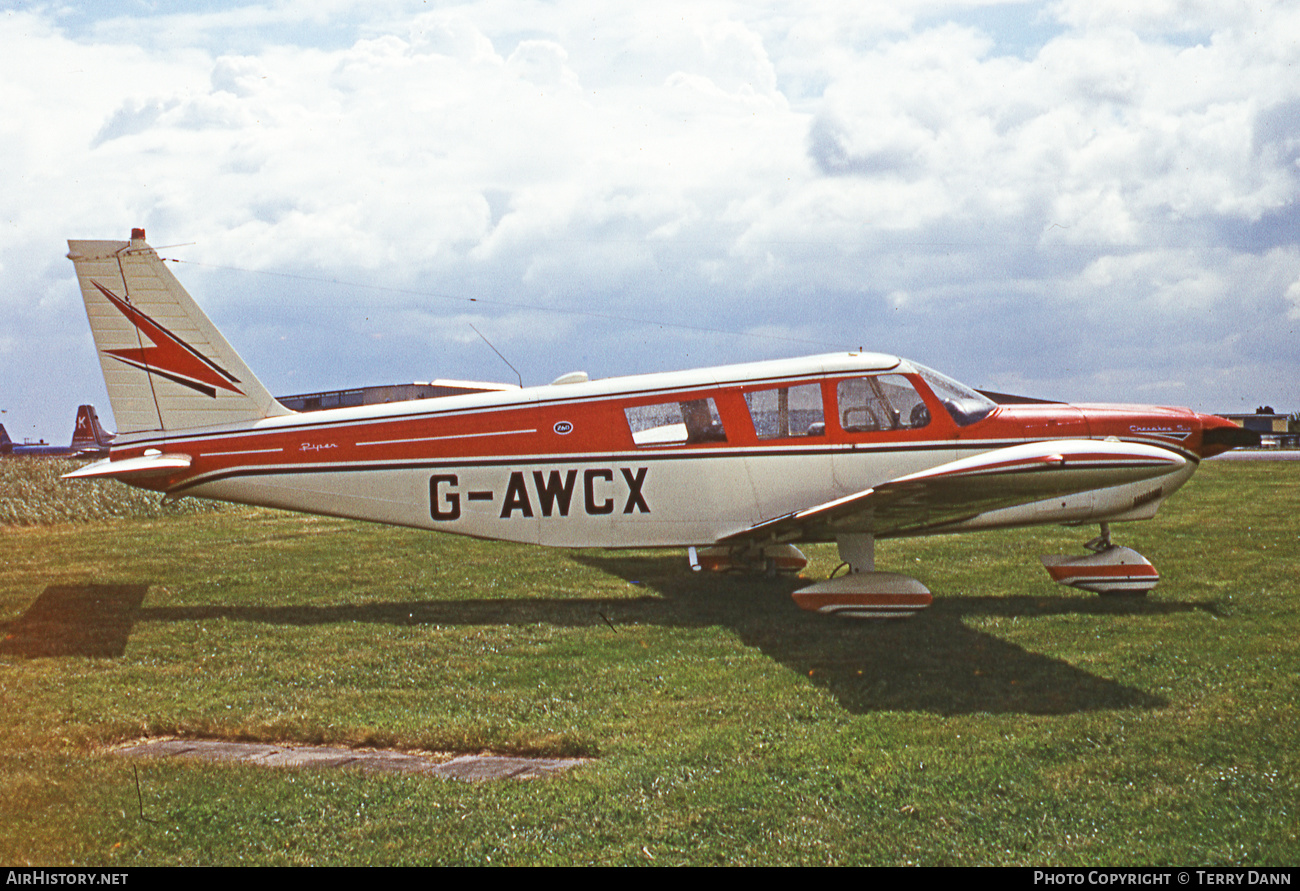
64,230,1258,618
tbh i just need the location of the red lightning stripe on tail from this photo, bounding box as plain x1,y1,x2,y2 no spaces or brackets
91,281,245,398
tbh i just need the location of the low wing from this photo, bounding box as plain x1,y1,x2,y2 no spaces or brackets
719,440,1187,545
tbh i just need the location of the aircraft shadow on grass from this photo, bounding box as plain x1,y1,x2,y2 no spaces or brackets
1,553,1219,715
0,583,149,659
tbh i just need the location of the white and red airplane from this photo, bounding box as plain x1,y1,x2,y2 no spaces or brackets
64,230,1257,618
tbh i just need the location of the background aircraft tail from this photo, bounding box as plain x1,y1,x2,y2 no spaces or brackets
70,405,114,450
0,424,11,455
67,230,292,436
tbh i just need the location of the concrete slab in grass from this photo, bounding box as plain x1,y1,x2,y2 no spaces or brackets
116,738,586,781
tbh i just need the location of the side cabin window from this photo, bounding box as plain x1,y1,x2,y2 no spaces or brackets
836,375,931,432
625,398,727,446
744,383,826,439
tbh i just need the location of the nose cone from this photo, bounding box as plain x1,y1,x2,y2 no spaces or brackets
1195,412,1262,458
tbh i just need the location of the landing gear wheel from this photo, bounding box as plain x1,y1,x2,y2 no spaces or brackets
1041,524,1158,595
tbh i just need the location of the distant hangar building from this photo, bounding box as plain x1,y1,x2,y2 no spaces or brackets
1216,408,1297,448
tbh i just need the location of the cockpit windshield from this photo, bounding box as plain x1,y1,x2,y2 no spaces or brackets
912,363,996,427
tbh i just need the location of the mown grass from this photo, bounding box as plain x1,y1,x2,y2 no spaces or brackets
0,459,1296,865
0,458,229,526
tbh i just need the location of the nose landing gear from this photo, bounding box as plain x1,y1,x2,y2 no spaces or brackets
1040,523,1159,595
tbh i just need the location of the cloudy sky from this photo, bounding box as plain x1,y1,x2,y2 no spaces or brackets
2,0,1297,442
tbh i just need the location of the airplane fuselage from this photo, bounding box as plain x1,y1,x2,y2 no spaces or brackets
96,352,1233,548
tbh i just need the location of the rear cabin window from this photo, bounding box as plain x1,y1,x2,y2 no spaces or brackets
743,383,826,439
836,375,931,432
625,398,727,446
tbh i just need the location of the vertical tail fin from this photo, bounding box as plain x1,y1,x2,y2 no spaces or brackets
0,424,11,455
70,405,114,450
67,230,292,436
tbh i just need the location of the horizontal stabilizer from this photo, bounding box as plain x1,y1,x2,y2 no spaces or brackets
62,452,192,481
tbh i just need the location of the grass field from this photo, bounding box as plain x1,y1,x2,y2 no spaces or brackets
1,458,1297,865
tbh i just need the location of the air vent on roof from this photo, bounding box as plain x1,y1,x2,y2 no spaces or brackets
550,371,589,385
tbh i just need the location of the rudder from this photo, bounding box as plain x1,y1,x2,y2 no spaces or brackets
67,230,292,436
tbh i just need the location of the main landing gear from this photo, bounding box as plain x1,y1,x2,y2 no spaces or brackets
790,534,933,619
688,543,808,575
690,536,932,619
1039,523,1159,595
692,522,1157,620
